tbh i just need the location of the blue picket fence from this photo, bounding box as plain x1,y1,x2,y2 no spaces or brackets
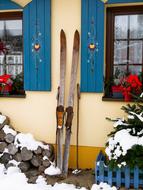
95,151,143,189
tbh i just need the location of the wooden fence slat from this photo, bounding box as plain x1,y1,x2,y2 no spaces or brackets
116,169,121,187
99,161,104,182
95,163,99,183
134,166,139,189
95,153,143,188
125,167,130,188
108,168,112,186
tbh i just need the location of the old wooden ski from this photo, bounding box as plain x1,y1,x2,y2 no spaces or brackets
56,29,66,172
63,30,80,175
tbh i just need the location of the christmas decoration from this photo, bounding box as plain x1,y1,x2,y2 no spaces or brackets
105,95,143,169
88,17,98,72
0,74,13,94
31,19,43,69
120,74,142,101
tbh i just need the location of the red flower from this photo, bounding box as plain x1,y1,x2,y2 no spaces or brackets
119,74,142,101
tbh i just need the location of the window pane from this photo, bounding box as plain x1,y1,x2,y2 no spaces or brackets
6,65,23,77
130,15,143,39
129,41,142,64
129,66,142,75
0,65,4,75
0,19,23,76
115,16,128,39
0,21,4,38
114,41,128,64
0,13,23,95
114,65,127,78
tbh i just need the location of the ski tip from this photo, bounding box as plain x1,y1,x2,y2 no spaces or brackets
73,30,80,51
60,29,66,49
60,29,66,38
60,29,64,34
74,30,80,39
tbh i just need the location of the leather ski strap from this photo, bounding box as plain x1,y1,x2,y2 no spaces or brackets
56,105,65,129
65,106,74,130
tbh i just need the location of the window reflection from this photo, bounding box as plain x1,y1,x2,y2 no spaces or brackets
0,20,23,77
114,14,143,76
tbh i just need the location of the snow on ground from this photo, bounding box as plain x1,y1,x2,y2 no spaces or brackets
0,164,117,190
91,183,117,190
44,164,61,176
14,133,49,150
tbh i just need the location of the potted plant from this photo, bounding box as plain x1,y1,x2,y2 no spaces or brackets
120,74,142,101
12,73,25,95
0,74,13,95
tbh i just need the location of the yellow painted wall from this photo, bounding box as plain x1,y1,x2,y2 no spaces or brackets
0,0,129,168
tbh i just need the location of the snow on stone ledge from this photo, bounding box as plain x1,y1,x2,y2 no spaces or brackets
0,115,6,124
44,164,61,176
3,125,17,136
14,133,49,151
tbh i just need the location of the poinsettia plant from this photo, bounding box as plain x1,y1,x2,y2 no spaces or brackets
120,74,142,101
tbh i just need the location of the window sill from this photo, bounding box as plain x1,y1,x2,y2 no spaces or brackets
0,94,26,98
102,96,140,102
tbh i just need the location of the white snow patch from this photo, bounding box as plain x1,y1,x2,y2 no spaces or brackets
51,183,87,190
8,160,20,167
140,92,143,97
113,119,129,128
128,115,134,120
14,133,49,151
129,111,143,122
0,164,92,190
106,129,143,160
3,125,17,136
91,183,117,190
137,129,143,136
43,156,48,160
44,164,61,176
0,148,9,158
36,175,47,185
0,115,6,124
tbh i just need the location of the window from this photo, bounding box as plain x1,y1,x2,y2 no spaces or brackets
0,11,24,96
105,6,143,99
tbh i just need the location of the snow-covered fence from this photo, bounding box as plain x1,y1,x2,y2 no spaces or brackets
95,151,143,189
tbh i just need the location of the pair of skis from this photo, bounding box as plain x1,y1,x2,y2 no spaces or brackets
56,29,80,176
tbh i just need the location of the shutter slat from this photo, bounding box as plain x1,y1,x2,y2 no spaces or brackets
81,0,89,91
23,6,30,90
29,0,37,90
37,0,45,90
96,0,104,92
87,0,97,91
44,0,51,91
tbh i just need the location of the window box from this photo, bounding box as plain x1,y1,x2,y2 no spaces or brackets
112,86,123,98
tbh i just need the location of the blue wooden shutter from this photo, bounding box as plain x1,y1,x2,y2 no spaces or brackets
81,0,104,92
23,0,51,91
